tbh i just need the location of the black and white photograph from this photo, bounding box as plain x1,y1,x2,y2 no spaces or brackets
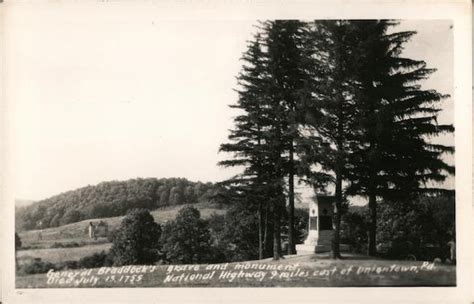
1,1,472,303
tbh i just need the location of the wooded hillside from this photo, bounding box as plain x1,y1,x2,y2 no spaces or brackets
16,178,226,231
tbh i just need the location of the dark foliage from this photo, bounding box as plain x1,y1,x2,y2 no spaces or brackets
59,260,80,270
209,204,260,262
377,194,455,261
78,251,113,268
20,259,58,275
160,206,213,264
18,251,113,275
15,233,22,249
109,209,162,266
59,210,84,226
340,194,455,260
340,206,369,253
50,242,82,249
281,208,309,246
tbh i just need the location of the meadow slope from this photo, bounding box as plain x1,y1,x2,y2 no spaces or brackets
17,203,226,265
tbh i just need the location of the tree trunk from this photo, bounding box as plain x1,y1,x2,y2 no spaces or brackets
368,186,377,256
332,107,343,259
263,206,268,253
273,204,281,260
332,169,342,259
288,141,296,255
257,125,263,260
258,201,263,260
367,108,378,256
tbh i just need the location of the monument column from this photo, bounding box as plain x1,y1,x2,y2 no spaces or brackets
296,195,348,254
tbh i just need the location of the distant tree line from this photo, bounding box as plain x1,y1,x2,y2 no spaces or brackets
15,178,228,231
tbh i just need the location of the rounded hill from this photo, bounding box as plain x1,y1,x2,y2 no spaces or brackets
16,178,228,231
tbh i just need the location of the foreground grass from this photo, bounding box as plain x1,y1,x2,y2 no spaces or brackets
16,254,455,288
17,243,112,265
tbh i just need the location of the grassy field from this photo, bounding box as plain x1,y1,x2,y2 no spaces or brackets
16,203,226,267
16,254,456,288
17,243,112,265
18,202,226,249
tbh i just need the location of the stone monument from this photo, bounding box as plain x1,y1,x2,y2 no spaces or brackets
296,195,349,254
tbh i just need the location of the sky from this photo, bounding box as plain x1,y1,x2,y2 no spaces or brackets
4,7,454,203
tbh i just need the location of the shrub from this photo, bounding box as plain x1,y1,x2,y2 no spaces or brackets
57,260,80,270
109,208,161,266
15,233,22,249
211,205,259,262
207,213,228,263
340,207,369,253
51,242,82,249
280,208,309,250
20,259,57,275
18,251,113,275
78,251,112,268
160,206,212,264
377,194,455,260
294,208,309,244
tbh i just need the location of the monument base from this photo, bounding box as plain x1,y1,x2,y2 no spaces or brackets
296,243,350,255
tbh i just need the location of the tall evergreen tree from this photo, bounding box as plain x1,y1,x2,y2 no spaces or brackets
219,34,276,259
301,20,362,259
345,20,454,256
262,20,316,255
220,20,316,259
301,20,453,258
